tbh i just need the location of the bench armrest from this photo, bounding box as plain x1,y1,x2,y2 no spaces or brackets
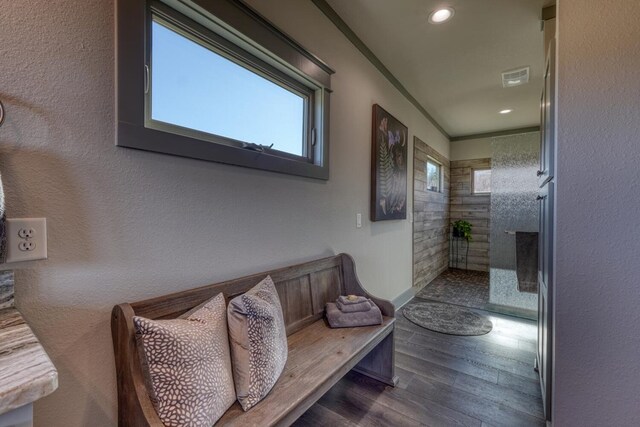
339,253,395,317
111,303,164,427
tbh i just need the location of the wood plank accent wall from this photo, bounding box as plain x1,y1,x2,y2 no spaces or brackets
450,158,491,272
413,137,450,288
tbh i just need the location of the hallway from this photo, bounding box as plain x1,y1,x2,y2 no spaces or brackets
294,302,544,426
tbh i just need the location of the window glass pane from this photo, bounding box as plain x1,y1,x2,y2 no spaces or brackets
473,169,492,193
426,160,441,192
150,19,305,156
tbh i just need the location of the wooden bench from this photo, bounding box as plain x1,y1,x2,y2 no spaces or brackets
111,253,398,426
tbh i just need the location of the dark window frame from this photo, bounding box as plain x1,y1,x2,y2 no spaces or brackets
116,0,334,179
147,10,315,162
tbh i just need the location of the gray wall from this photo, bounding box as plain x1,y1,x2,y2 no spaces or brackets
554,0,640,424
0,0,448,425
450,137,492,161
489,132,539,310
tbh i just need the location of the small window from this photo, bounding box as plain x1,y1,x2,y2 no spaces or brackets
426,158,442,192
116,0,334,179
472,168,492,194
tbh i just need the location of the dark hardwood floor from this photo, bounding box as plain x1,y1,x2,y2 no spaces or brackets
293,300,544,427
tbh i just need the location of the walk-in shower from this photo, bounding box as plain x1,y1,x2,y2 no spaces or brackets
489,132,540,315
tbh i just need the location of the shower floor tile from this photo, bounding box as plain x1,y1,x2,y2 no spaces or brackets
416,269,490,310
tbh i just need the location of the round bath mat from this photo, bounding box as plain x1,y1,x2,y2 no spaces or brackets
402,302,493,336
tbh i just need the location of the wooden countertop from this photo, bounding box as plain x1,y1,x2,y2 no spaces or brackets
0,308,58,415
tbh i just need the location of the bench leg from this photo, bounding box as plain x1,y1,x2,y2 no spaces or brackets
352,329,399,387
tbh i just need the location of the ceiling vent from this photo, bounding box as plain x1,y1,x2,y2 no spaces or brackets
502,67,529,87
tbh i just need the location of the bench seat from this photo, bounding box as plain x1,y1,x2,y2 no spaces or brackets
218,316,395,426
112,254,397,426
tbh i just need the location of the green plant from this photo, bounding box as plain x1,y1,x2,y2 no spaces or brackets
452,220,473,241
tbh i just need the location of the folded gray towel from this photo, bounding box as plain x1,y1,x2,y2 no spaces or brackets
325,302,382,328
516,231,539,294
336,299,373,313
338,295,367,305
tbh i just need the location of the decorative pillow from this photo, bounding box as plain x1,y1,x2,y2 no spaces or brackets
177,294,226,320
133,293,235,427
227,275,288,411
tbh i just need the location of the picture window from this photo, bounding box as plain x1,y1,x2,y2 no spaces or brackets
116,0,334,179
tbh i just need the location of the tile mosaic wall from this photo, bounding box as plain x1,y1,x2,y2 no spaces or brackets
489,132,540,311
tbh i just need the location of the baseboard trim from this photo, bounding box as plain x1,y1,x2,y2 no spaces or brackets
392,287,415,310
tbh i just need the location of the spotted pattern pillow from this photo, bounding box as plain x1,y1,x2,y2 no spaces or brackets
227,275,288,411
133,293,235,427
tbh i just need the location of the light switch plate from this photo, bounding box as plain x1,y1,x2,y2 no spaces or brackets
356,213,362,228
5,218,48,263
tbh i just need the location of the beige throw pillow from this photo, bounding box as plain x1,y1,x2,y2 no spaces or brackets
133,293,235,427
227,275,288,411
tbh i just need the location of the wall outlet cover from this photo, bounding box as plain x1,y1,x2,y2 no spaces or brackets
5,218,48,263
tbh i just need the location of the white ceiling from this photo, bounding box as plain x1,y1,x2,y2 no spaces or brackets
325,0,545,138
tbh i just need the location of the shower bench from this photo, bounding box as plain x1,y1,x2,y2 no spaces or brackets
111,253,398,426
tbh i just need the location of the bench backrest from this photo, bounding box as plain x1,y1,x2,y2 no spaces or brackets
111,253,393,426
131,253,344,334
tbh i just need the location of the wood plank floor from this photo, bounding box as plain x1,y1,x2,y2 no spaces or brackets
293,301,544,427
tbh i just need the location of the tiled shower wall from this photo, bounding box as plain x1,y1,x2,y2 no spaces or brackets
413,137,450,288
489,132,540,311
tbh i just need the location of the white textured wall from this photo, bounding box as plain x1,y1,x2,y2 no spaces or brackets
0,0,447,425
450,137,492,161
555,0,640,424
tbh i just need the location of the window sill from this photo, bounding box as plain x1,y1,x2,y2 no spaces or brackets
118,122,329,180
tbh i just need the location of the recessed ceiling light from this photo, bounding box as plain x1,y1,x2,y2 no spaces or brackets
499,109,513,114
428,7,455,24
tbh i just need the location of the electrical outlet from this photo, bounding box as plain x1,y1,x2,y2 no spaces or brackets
18,228,35,239
19,241,37,252
5,218,48,263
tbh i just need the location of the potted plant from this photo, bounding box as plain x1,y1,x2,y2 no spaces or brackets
452,220,473,241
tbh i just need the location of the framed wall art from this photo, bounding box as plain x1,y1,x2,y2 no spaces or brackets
371,104,408,221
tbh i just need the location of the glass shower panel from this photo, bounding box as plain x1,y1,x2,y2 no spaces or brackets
489,132,540,312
